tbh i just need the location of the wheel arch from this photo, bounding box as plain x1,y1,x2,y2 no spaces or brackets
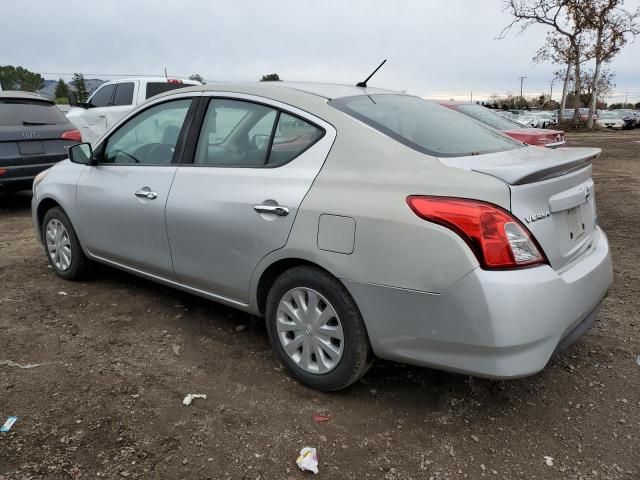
35,196,64,242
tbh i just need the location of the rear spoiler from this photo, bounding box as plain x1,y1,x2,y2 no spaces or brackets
440,147,600,185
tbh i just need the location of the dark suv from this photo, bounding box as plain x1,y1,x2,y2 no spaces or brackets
0,91,81,192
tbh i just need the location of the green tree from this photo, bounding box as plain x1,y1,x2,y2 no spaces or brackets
0,65,44,92
54,78,69,99
72,73,88,103
189,73,206,85
260,73,280,82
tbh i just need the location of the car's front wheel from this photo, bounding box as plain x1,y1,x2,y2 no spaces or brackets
42,207,90,280
265,266,372,391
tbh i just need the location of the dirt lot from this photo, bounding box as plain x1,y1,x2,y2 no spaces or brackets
1,131,639,480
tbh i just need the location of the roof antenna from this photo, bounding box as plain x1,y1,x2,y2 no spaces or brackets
356,59,387,88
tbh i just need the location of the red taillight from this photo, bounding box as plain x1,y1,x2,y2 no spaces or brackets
0,168,6,176
167,79,183,84
406,196,547,270
61,129,82,142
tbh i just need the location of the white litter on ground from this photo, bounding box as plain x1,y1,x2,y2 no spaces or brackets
0,360,45,369
544,456,554,467
296,447,319,474
182,394,207,406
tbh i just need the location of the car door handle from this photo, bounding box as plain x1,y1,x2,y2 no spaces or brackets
135,190,158,200
253,204,289,216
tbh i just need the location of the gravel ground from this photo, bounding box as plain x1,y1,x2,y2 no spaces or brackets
1,131,639,479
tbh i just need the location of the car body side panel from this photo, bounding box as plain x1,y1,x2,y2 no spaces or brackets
249,110,512,313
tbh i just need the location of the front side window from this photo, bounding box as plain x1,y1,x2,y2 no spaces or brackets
88,84,115,108
102,99,191,165
194,99,324,167
112,82,135,106
330,95,521,157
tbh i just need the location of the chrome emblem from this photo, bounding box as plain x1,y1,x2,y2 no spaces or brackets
305,324,312,336
524,211,551,224
22,131,40,139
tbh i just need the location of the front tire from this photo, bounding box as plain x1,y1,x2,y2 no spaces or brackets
265,266,372,391
42,207,90,280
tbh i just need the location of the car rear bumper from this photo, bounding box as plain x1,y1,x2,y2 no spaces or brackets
545,140,566,148
345,227,613,378
0,156,66,191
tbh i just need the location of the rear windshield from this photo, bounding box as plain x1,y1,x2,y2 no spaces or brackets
455,104,523,130
330,95,521,157
0,99,68,127
146,82,188,100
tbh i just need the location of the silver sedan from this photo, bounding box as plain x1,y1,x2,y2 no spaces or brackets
32,82,613,391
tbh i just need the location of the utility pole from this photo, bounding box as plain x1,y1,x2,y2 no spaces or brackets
164,67,168,78
518,76,527,107
470,91,473,102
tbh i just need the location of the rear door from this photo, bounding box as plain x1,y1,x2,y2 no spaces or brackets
165,94,336,303
75,95,197,278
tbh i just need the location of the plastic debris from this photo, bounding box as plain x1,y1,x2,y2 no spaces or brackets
296,447,319,474
312,414,330,423
1,416,18,432
182,394,207,406
171,344,181,356
0,360,45,369
58,291,68,296
544,456,554,467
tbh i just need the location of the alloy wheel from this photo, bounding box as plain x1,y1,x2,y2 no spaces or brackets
46,219,72,271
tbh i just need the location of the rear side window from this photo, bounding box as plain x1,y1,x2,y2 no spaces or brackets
0,99,68,126
146,82,187,99
330,95,521,157
112,82,135,106
194,99,324,167
88,84,115,108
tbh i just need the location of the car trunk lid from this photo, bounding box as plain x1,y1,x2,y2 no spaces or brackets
439,146,600,270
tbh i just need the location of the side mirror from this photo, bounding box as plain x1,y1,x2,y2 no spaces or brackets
68,143,94,165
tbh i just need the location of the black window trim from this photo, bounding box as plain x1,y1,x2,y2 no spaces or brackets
181,96,326,169
329,94,521,158
87,83,116,109
94,96,198,167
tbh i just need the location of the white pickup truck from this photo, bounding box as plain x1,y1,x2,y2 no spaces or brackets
67,77,201,145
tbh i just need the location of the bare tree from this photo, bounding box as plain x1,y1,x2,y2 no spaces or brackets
582,0,639,127
500,0,589,121
534,32,576,118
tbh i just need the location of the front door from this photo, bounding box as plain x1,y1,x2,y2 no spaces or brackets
75,97,195,278
166,95,335,303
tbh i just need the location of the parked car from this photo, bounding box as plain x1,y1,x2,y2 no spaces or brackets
514,114,542,128
0,91,81,193
440,102,565,147
67,77,201,145
32,83,612,391
596,110,636,129
535,111,557,128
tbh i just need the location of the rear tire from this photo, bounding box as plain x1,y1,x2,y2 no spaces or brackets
42,207,90,280
265,266,372,391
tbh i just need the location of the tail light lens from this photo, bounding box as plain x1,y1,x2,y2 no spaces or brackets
61,129,82,142
0,168,6,176
406,196,547,270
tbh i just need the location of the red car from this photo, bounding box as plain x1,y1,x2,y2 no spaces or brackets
439,101,566,148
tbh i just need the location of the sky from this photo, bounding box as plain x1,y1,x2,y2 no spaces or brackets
2,0,639,103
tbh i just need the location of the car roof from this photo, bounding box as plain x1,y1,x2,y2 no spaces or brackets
0,90,54,103
100,77,201,86
162,81,401,101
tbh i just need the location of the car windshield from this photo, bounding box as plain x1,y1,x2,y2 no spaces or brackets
453,104,523,130
330,95,521,157
0,98,68,127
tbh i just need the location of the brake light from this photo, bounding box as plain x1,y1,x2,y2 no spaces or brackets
167,79,183,84
406,196,547,269
0,168,6,176
61,129,82,142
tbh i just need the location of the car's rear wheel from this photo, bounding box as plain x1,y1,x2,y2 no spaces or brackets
265,266,372,391
42,207,90,280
